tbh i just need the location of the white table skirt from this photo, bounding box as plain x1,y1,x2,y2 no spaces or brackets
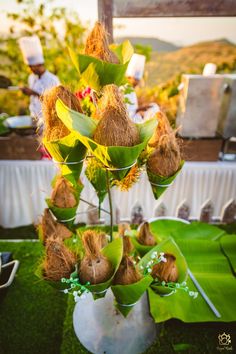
0,160,235,228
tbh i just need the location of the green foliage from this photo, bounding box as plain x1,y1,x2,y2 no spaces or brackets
0,0,88,116
134,43,152,62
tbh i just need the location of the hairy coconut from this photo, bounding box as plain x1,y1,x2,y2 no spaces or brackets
93,84,140,146
44,238,76,281
41,208,72,244
118,223,131,237
43,85,83,141
79,230,112,285
113,255,141,285
151,253,178,283
51,176,77,208
147,134,181,177
84,21,119,64
148,112,173,148
137,222,156,246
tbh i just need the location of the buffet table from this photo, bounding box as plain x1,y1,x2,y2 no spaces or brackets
0,160,235,228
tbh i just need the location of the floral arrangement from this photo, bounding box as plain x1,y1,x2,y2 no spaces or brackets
36,22,192,318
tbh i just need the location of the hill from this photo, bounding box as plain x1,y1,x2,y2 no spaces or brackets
145,39,236,87
115,36,179,52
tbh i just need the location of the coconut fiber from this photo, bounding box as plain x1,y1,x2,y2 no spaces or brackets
93,84,140,147
79,230,112,285
84,21,119,64
44,238,76,281
147,112,181,177
41,208,72,245
51,176,77,208
43,85,83,141
151,253,178,283
137,222,156,246
113,234,141,286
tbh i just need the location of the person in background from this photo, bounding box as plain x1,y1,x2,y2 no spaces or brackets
19,35,60,133
125,53,160,123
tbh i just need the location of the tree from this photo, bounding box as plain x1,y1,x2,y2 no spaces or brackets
0,0,88,115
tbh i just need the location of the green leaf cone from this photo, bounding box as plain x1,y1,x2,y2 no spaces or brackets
147,160,184,199
56,99,158,180
139,237,188,296
69,40,133,90
111,275,153,317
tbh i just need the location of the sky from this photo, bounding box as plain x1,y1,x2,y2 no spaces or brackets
0,0,236,46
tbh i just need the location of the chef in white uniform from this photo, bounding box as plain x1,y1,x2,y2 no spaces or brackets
19,35,60,131
125,53,160,123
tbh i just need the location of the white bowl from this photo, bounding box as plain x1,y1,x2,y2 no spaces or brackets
5,116,33,129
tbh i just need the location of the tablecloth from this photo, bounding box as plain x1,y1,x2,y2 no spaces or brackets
0,160,235,228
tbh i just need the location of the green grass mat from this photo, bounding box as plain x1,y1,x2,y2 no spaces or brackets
0,242,67,354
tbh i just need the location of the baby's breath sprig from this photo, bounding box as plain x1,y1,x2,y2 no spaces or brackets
153,279,198,299
61,274,91,302
139,251,167,276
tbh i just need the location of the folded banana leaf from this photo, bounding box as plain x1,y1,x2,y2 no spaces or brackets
46,199,78,229
111,275,153,317
131,237,157,257
147,161,184,199
85,237,123,299
43,132,87,181
56,99,157,180
139,237,188,296
85,158,108,205
69,40,133,90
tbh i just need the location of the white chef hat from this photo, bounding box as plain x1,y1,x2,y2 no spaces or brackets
202,63,217,76
126,53,146,80
19,35,44,65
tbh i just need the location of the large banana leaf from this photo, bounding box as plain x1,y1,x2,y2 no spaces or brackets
111,275,153,317
43,133,87,181
149,220,225,242
56,99,157,180
86,237,123,299
148,239,236,323
147,161,184,199
69,40,133,90
220,234,236,274
139,237,188,295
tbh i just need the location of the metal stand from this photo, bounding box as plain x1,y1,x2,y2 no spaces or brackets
73,289,157,354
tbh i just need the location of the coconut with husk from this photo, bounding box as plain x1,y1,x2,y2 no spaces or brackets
84,21,119,64
151,253,178,283
41,208,72,245
79,230,112,285
113,235,141,285
93,84,140,147
118,223,131,237
51,176,77,208
148,112,173,148
43,85,83,141
43,238,76,281
147,112,181,178
147,134,181,178
137,222,156,246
